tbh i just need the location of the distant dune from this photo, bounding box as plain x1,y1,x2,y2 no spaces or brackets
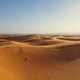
0,34,80,80
58,36,80,41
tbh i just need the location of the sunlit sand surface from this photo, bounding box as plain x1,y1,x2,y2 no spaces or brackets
0,34,80,80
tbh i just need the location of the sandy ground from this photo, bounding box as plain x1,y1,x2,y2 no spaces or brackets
0,35,80,80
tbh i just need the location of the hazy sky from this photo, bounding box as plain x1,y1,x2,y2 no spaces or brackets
0,0,80,34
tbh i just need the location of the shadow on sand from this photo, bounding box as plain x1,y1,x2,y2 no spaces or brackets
54,44,80,62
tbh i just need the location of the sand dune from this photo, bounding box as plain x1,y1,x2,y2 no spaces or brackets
0,34,80,80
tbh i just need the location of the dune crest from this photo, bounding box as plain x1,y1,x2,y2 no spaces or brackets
0,34,80,80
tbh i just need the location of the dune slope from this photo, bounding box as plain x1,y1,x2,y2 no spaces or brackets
0,40,80,80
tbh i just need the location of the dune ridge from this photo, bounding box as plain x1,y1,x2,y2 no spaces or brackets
0,34,80,80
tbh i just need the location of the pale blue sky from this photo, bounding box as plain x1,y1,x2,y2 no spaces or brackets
0,0,80,34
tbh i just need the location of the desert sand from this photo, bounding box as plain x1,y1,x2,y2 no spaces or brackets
0,34,80,80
